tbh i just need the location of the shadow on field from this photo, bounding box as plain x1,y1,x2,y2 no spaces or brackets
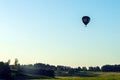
56,71,99,77
77,71,99,77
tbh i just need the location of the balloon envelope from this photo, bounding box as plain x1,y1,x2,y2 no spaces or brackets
82,16,90,26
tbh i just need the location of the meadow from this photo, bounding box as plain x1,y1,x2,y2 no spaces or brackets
33,72,120,80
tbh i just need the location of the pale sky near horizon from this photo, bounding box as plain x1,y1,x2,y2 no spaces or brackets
0,0,120,67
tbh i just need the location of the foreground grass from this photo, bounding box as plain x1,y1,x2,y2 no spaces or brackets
33,72,120,80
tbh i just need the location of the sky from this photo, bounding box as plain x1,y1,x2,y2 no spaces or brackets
0,0,120,67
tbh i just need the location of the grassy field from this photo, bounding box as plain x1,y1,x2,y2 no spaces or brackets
33,72,120,80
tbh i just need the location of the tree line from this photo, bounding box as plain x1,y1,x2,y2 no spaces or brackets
0,59,120,79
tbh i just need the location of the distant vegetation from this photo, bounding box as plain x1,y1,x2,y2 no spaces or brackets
0,59,120,80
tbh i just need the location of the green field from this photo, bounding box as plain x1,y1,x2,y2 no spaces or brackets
33,72,120,80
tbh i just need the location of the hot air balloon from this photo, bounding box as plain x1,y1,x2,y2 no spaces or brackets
82,16,90,26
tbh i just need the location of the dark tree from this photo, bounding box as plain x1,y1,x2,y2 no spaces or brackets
88,66,101,72
101,65,120,72
82,67,87,71
0,62,12,80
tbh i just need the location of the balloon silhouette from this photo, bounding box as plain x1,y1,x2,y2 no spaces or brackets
82,16,90,26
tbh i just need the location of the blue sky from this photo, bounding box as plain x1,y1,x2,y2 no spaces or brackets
0,0,120,67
